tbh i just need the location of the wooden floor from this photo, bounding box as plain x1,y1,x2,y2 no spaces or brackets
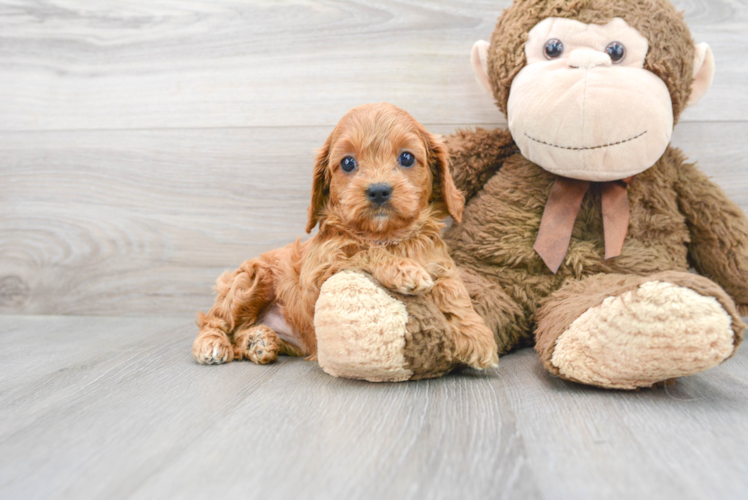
3,1,748,499
1,315,747,500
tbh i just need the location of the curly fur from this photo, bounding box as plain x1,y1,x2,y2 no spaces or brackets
193,103,497,369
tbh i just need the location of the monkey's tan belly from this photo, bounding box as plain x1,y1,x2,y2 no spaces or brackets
446,154,691,310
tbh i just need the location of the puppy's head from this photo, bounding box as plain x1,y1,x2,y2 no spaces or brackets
306,103,464,240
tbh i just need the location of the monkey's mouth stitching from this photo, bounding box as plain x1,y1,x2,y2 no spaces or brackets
524,131,647,151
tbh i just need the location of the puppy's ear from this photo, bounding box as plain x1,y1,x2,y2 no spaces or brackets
427,133,464,223
306,132,333,233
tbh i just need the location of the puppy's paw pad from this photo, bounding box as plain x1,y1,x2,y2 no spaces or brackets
245,326,281,365
193,335,234,365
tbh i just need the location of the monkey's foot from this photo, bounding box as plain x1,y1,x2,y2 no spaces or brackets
550,281,736,389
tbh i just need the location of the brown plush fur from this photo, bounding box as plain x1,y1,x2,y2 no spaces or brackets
445,139,748,356
399,292,459,379
436,0,748,384
193,103,497,369
487,0,696,121
305,0,745,386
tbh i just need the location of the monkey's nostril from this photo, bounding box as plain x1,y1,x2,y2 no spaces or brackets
366,183,392,205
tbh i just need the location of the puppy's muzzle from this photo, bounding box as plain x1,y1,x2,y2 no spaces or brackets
366,183,392,206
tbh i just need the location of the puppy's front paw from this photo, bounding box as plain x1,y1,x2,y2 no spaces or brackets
379,261,434,295
455,324,499,370
398,265,434,295
193,331,234,365
236,325,281,365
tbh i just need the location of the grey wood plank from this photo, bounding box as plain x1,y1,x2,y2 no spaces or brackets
0,315,539,500
0,315,190,431
670,122,748,208
2,315,747,500
0,0,744,132
2,121,747,316
0,126,325,316
499,348,748,500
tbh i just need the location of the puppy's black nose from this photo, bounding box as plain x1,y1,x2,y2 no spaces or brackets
366,183,392,205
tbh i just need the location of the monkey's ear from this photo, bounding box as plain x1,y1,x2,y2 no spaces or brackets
428,133,464,223
687,43,715,108
306,133,333,233
471,40,493,95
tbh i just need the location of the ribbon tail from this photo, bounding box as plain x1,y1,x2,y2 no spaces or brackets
534,177,590,274
601,181,631,260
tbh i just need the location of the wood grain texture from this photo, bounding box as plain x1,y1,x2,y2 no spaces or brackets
0,315,539,500
0,0,745,131
500,348,748,500
1,315,747,500
0,126,322,315
2,122,747,316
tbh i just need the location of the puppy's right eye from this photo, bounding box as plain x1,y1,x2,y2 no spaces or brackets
398,152,415,168
341,156,357,173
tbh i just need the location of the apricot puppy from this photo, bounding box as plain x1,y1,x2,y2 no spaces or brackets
193,103,498,370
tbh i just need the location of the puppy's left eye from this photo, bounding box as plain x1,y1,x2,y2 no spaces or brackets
398,152,415,168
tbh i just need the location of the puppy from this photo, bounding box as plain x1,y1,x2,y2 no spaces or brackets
193,103,498,369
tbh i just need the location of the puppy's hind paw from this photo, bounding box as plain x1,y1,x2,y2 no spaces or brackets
237,325,281,365
193,332,234,365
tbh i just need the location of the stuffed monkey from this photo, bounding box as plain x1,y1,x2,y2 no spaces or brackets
314,0,748,388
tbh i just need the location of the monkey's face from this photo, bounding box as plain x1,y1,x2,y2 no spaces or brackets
507,18,674,182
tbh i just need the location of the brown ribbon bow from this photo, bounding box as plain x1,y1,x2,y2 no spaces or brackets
533,176,634,274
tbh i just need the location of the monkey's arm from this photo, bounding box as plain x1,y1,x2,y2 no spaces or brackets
675,161,748,315
445,127,518,202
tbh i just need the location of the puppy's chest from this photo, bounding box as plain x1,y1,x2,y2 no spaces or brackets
361,242,423,261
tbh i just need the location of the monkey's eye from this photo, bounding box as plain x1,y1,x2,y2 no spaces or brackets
605,42,626,63
543,39,564,59
340,156,357,173
398,152,415,168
